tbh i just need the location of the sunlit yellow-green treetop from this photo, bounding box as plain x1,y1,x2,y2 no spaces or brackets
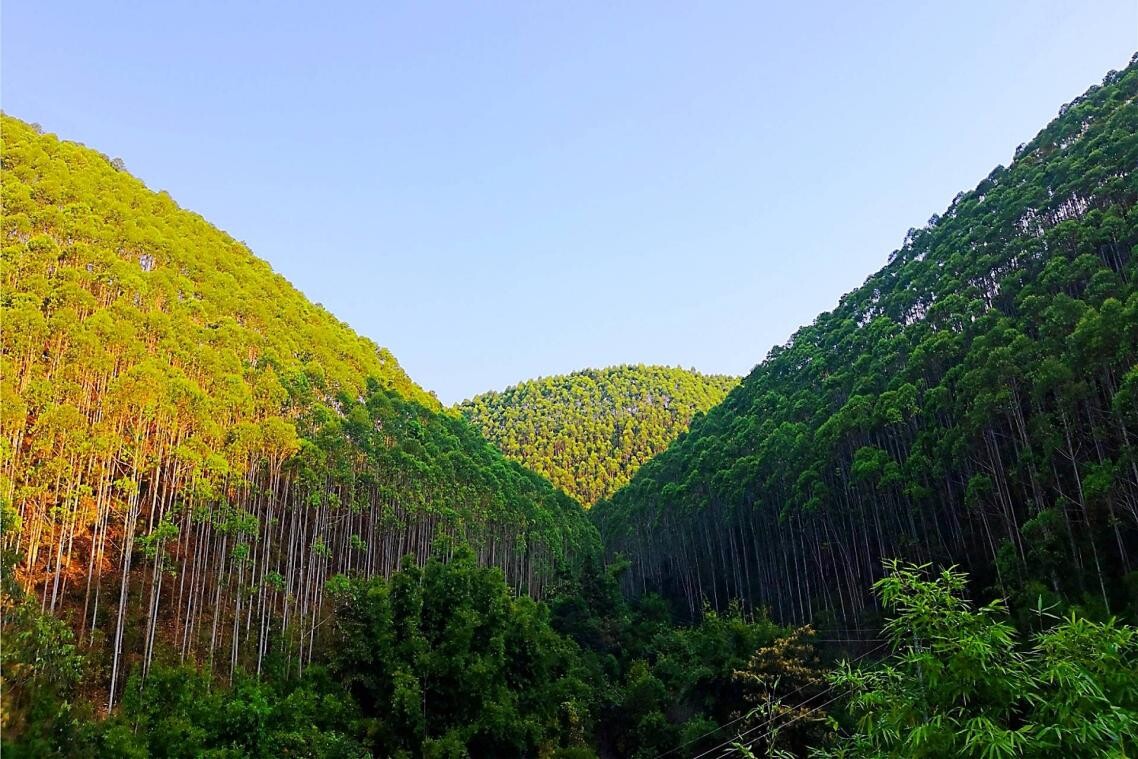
0,114,596,711
459,365,737,506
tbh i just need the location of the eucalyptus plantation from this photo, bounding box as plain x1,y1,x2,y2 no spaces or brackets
3,47,1138,759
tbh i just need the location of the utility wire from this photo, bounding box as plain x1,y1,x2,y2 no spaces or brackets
701,637,887,755
657,638,888,758
808,638,885,643
687,640,889,759
698,689,849,759
656,673,821,758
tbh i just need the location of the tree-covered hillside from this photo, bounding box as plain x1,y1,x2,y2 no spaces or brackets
0,114,597,708
6,57,1138,758
592,57,1138,623
459,366,737,506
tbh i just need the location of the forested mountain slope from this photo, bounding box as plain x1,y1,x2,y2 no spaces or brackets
459,365,737,506
0,115,597,707
592,58,1138,623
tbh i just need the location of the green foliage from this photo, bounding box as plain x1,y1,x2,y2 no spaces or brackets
327,547,596,756
728,626,835,757
459,365,736,506
546,560,789,757
0,597,86,742
5,43,1137,759
4,663,367,758
593,56,1138,623
822,561,1138,758
325,550,793,756
0,112,600,709
0,112,435,411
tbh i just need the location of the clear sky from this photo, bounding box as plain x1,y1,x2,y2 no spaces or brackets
3,3,1135,404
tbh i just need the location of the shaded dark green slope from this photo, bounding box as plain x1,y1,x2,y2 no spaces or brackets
459,365,737,506
0,115,598,703
592,58,1138,623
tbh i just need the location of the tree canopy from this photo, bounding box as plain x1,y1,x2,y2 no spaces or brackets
459,365,737,506
592,56,1138,624
0,114,597,710
4,52,1138,759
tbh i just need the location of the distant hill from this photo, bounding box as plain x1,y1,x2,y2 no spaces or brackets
459,365,737,506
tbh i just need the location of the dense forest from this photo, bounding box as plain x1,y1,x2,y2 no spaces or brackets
0,114,595,712
9,550,1136,756
459,366,737,506
592,57,1138,625
7,539,808,757
4,57,1138,758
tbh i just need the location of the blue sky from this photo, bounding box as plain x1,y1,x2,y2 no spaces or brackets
3,2,1135,404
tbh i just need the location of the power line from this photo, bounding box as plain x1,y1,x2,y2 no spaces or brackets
704,690,849,759
657,638,888,758
687,640,889,759
808,638,885,643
